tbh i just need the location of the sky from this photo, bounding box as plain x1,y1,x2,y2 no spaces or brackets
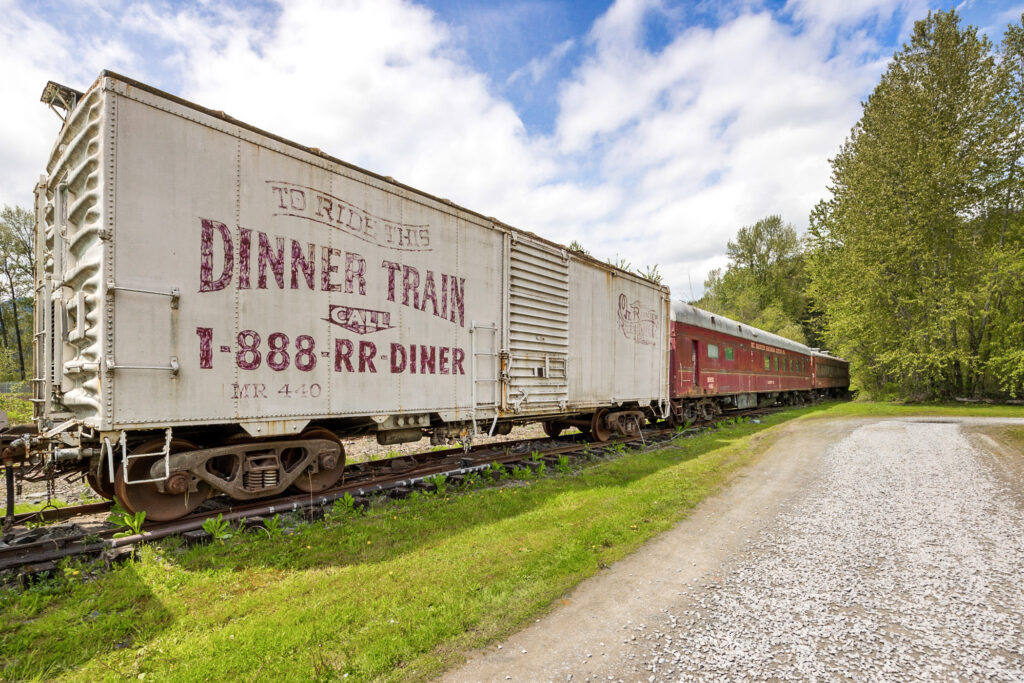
2,0,1022,299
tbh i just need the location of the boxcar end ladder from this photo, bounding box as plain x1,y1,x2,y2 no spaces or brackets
470,321,501,436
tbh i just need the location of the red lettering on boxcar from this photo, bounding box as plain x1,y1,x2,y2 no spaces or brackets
266,181,432,252
257,233,286,289
390,343,406,373
334,339,355,372
345,253,367,295
420,345,435,374
291,240,315,289
358,341,377,373
402,266,420,308
199,219,233,292
321,247,344,292
238,228,252,289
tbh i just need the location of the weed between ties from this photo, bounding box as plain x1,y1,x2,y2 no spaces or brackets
107,503,146,538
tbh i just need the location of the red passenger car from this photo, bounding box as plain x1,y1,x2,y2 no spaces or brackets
667,304,848,423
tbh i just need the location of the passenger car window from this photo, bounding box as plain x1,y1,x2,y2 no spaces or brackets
725,347,734,361
764,354,770,370
707,344,719,359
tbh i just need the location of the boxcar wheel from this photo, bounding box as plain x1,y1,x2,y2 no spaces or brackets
589,409,612,443
86,465,115,500
542,421,564,438
291,428,346,493
114,438,213,522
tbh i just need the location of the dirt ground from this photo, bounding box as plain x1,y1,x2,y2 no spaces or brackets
443,416,1024,682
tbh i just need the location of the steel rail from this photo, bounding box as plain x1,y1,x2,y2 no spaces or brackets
5,434,550,525
0,431,667,573
1,407,784,574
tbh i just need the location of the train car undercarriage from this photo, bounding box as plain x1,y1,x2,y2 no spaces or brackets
3,403,661,522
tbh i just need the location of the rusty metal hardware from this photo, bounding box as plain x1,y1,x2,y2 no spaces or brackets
104,356,180,376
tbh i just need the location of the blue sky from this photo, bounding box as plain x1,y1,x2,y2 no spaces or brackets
421,0,1018,134
2,0,1022,297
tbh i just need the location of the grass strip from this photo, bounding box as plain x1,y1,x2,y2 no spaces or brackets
998,425,1024,450
1,401,1021,681
7,499,71,515
801,399,1024,419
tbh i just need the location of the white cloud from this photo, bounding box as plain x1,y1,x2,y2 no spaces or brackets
996,4,1024,21
0,0,938,298
0,2,73,208
121,0,567,223
506,38,575,86
0,0,138,210
785,0,912,28
548,3,900,293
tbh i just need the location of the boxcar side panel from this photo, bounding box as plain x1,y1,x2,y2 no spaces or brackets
567,263,667,408
812,355,850,390
108,86,505,429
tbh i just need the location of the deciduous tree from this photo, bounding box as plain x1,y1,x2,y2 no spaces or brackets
693,215,812,345
0,205,34,380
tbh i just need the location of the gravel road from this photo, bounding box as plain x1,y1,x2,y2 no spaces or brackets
445,417,1024,682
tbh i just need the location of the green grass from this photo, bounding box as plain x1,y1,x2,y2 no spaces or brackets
8,498,70,515
801,399,1024,419
976,424,1024,453
1001,426,1024,450
1,399,1020,682
0,407,815,682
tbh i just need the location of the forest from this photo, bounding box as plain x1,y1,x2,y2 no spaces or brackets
694,10,1024,400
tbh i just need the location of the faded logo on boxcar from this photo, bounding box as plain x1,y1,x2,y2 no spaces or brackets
324,305,393,334
617,293,659,346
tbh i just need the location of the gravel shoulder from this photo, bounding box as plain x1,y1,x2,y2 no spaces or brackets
444,416,1024,682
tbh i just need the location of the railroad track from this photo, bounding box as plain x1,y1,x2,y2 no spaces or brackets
1,408,781,578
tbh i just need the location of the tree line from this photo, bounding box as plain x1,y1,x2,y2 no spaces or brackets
691,215,815,347
696,10,1024,400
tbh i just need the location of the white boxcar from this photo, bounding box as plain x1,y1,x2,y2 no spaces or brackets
32,73,668,515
